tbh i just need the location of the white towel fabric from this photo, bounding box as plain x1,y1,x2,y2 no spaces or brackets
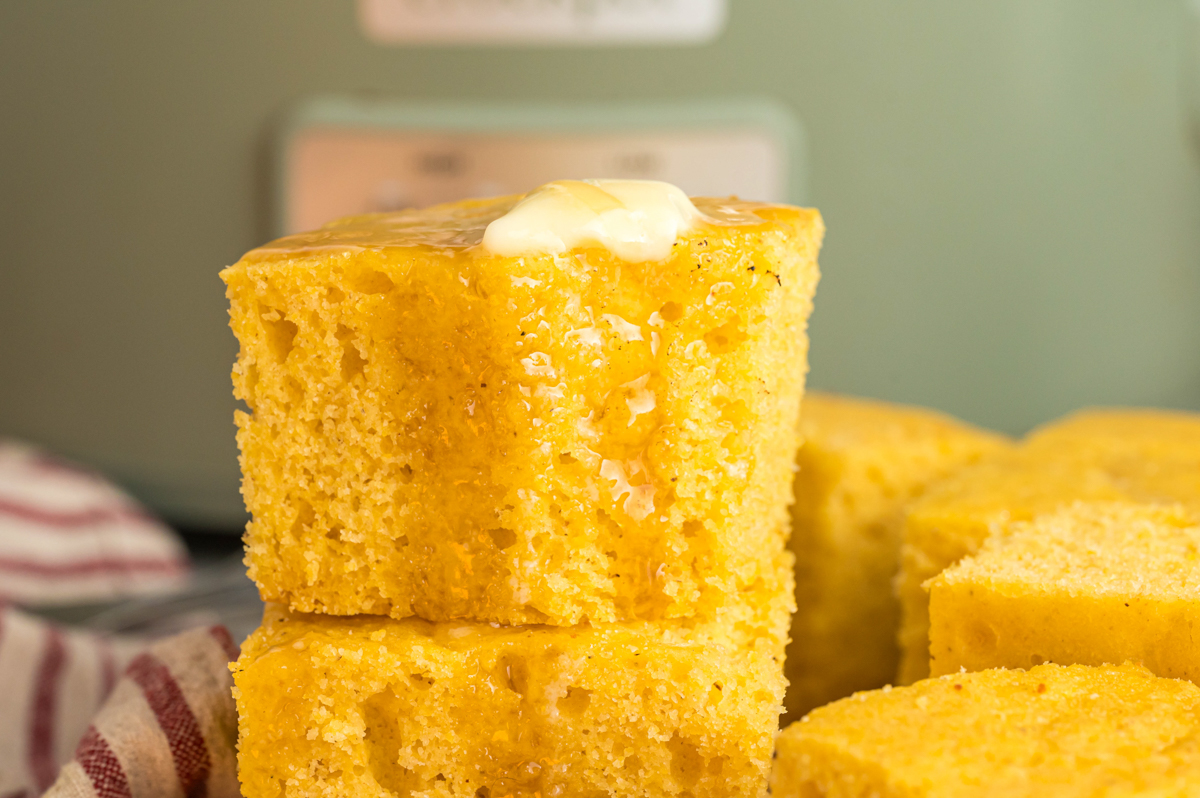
0,442,189,606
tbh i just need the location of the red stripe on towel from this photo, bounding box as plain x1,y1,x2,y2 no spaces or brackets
29,627,67,791
74,726,133,798
98,638,117,700
208,626,239,662
0,497,154,530
127,654,211,797
0,557,185,577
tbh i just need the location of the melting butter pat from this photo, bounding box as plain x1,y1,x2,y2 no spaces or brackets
482,179,701,262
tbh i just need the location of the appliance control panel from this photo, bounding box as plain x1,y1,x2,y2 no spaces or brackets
276,99,804,236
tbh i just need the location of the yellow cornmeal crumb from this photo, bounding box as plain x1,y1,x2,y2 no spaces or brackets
785,393,1008,718
221,195,822,626
929,502,1200,681
235,572,791,798
896,407,1200,684
771,663,1200,798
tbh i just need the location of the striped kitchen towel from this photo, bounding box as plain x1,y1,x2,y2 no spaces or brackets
0,441,188,606
0,606,144,798
41,624,240,798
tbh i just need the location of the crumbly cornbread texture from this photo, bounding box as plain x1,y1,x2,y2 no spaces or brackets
234,581,791,798
785,393,1009,718
771,663,1200,798
896,408,1200,684
222,195,822,626
929,502,1200,682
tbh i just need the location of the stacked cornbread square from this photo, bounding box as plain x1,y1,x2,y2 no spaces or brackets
785,393,1009,717
224,182,823,798
928,501,1200,681
896,408,1200,684
772,663,1200,797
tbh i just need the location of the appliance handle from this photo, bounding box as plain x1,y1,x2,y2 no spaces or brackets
1189,0,1200,150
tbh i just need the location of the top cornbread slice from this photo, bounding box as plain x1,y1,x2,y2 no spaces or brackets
896,408,1200,683
929,501,1200,681
785,392,1009,717
222,195,822,625
771,662,1200,798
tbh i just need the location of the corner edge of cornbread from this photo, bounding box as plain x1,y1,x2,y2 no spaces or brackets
928,500,1200,681
233,600,788,798
222,194,823,627
785,392,1010,717
895,406,1200,685
772,663,1200,798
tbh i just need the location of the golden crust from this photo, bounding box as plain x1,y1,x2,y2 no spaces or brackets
222,196,821,626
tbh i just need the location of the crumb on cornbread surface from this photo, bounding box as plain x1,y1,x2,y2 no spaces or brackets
234,576,791,798
896,407,1200,684
785,392,1009,718
929,501,1200,682
221,195,821,626
772,663,1200,798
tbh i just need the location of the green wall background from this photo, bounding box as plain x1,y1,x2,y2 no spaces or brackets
1,1,1198,528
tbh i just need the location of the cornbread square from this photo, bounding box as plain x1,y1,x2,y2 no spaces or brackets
785,393,1009,717
772,663,1200,798
234,573,792,798
896,408,1200,684
928,502,1200,682
222,195,822,625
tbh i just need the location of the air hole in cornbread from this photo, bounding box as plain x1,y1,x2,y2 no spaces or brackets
659,301,684,323
496,654,529,695
335,324,367,380
667,734,704,788
557,686,591,717
703,316,747,354
347,269,394,295
259,307,298,363
241,363,259,407
290,501,314,534
966,618,998,654
489,527,518,550
363,688,429,796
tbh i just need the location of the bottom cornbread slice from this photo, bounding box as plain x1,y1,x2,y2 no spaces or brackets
234,573,791,798
927,502,1200,682
771,663,1200,798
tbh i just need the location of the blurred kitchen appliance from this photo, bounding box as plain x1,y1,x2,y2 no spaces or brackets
357,0,727,46
278,99,802,236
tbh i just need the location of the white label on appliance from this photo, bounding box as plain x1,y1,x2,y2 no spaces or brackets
283,127,785,235
357,0,726,45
